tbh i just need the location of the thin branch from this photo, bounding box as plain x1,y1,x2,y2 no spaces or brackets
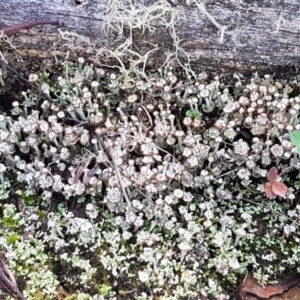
3,62,56,103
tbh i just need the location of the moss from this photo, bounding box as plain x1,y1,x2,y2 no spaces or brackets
27,291,49,300
64,295,81,300
2,217,19,229
7,233,21,244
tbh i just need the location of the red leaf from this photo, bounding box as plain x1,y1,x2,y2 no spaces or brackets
272,181,288,197
265,182,276,199
267,167,278,182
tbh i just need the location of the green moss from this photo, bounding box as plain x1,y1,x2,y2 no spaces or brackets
38,210,47,220
2,217,19,229
7,233,21,244
27,291,48,300
65,294,80,300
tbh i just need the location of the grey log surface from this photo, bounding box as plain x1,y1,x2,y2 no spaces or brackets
0,0,300,76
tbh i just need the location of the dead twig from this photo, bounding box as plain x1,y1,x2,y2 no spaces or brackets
98,136,132,208
3,61,56,103
0,251,26,300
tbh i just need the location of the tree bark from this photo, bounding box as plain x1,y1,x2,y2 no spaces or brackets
0,0,300,76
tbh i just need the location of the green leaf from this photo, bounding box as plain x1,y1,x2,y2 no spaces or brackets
186,109,194,117
186,109,202,120
290,130,300,146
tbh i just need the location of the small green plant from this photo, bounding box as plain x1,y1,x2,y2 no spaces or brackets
186,109,202,119
290,130,300,154
98,284,112,295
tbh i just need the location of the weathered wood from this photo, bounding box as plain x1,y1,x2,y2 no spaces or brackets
0,0,300,75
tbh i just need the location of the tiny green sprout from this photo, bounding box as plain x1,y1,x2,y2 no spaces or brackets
152,225,162,234
7,234,21,244
77,196,85,204
42,72,50,81
38,210,46,220
186,109,202,120
98,284,112,295
290,130,300,154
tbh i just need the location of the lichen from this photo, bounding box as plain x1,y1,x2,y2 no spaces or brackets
1,3,300,298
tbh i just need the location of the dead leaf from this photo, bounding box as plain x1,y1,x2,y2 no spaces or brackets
238,274,300,299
